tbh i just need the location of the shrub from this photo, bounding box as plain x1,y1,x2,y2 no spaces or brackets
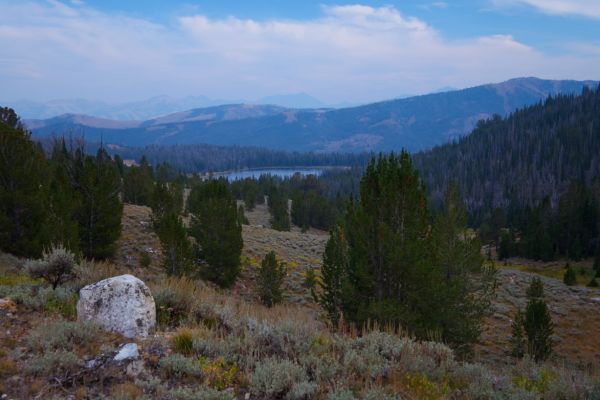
167,386,236,400
158,354,201,379
139,251,152,268
25,350,82,376
288,381,318,400
588,277,599,287
0,358,18,377
325,389,356,400
172,329,194,355
251,357,309,399
134,377,166,397
111,382,144,400
362,387,400,400
26,320,99,353
42,287,78,318
154,283,195,327
25,245,77,289
199,356,238,390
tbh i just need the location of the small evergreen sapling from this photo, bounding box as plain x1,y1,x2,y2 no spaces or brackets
257,251,287,307
524,277,554,361
510,310,526,359
563,263,577,286
511,277,554,361
593,245,600,276
588,277,599,287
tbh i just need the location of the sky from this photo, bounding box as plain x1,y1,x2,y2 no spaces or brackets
1,0,600,104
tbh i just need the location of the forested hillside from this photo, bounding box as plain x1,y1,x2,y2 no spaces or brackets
416,86,600,217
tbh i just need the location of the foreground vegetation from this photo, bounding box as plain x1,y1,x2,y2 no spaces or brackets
1,252,599,399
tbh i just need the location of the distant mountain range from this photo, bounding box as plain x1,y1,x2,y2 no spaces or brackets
22,77,598,153
5,93,350,121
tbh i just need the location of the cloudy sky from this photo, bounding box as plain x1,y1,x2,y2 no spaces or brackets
1,0,599,104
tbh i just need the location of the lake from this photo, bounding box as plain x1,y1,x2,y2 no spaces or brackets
216,167,324,181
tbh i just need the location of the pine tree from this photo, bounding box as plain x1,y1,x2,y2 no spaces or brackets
188,179,243,287
319,224,350,327
151,182,183,225
76,148,123,259
47,139,80,253
122,156,154,206
268,187,290,231
523,277,554,361
430,182,496,357
593,245,600,276
498,231,514,260
257,251,287,307
0,108,50,257
156,211,192,276
526,276,545,298
237,204,249,225
563,264,577,286
510,309,526,359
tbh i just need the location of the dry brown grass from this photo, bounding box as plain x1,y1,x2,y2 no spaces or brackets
114,204,163,272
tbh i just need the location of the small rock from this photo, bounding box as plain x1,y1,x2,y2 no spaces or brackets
244,393,250,400
114,343,139,361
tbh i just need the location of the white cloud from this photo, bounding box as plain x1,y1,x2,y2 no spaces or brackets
0,1,599,104
491,0,600,19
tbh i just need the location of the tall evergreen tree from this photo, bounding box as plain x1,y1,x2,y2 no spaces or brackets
151,182,183,225
268,186,290,231
76,148,123,259
0,108,50,257
323,152,433,331
188,179,243,287
122,156,154,206
156,211,193,276
348,152,432,328
257,251,287,307
430,182,496,357
47,139,80,253
319,224,350,327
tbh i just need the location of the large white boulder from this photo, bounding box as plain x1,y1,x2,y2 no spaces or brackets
77,274,155,338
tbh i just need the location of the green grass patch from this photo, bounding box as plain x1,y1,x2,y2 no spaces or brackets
0,274,39,286
499,262,598,288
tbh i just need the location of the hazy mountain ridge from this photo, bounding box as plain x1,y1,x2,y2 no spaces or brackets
23,77,598,153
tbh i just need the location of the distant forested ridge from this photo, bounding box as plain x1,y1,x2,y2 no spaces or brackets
415,86,600,219
113,144,370,173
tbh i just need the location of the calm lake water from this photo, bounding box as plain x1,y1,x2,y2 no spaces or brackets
217,168,324,181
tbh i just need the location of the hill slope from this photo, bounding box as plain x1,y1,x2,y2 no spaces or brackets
415,85,600,214
25,77,597,153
